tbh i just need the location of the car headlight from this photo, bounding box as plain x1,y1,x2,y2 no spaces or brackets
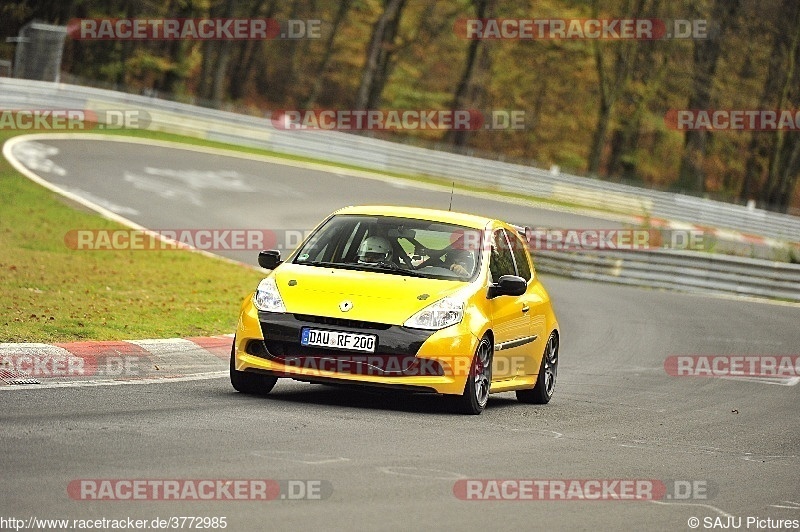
403,297,464,330
253,277,286,313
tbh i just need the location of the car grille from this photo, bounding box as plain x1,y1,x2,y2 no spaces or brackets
293,314,392,330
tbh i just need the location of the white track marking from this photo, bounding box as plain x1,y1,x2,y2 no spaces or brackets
770,501,800,510
0,339,228,388
496,426,564,438
720,376,800,386
617,441,797,462
251,450,351,465
142,167,255,192
0,343,73,355
121,167,263,207
125,338,227,375
10,141,66,175
54,185,141,215
0,344,78,383
0,371,227,390
123,171,204,206
650,500,734,518
127,337,204,351
377,466,467,480
740,454,797,462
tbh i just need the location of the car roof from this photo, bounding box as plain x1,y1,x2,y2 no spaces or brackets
333,205,495,230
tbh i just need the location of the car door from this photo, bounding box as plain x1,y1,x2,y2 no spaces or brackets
507,228,547,378
487,228,532,381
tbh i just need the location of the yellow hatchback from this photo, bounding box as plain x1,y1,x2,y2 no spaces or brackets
230,205,560,414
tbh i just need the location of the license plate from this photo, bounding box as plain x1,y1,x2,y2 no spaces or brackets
300,328,377,353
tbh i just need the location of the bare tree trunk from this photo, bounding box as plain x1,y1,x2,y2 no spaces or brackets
116,0,136,88
228,0,273,101
676,0,741,192
741,53,783,198
606,0,668,182
759,2,800,211
587,0,643,175
303,0,352,108
272,0,304,105
741,0,797,204
446,0,492,148
769,135,800,212
587,94,613,175
210,0,237,104
354,0,406,110
197,40,215,101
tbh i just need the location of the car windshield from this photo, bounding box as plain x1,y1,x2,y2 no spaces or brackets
292,214,483,281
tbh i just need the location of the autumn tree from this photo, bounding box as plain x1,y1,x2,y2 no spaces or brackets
355,0,406,110
675,0,741,193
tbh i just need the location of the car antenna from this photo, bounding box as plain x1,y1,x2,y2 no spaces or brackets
448,181,454,211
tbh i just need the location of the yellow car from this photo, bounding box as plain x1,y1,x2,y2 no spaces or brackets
230,206,560,414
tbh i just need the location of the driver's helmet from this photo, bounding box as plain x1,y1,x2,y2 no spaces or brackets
357,236,393,264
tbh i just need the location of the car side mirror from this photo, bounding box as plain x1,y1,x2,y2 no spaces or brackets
488,275,527,298
258,249,282,270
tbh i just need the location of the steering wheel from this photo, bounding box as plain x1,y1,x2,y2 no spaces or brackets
414,254,446,270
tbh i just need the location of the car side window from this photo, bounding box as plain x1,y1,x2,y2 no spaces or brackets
489,229,516,282
509,231,532,281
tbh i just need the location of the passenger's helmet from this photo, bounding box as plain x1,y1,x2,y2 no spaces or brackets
357,236,393,264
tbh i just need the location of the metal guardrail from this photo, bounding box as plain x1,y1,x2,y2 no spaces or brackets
1,78,799,245
534,249,800,301
2,78,799,302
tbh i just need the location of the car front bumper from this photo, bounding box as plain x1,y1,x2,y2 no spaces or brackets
234,297,478,395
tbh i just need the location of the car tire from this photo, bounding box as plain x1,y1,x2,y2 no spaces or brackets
452,336,493,415
230,338,278,395
517,332,558,404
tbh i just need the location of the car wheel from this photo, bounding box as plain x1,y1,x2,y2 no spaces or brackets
517,332,558,404
453,336,493,415
230,338,278,395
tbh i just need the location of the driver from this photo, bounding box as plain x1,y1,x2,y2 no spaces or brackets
446,249,474,278
357,235,393,265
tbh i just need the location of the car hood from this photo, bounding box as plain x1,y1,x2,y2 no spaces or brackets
273,263,468,325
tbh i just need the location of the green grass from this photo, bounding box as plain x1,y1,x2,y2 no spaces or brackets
0,129,263,343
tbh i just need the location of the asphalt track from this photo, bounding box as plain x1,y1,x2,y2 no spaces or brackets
2,136,799,531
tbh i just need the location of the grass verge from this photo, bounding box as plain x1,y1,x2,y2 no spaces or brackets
0,129,263,343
